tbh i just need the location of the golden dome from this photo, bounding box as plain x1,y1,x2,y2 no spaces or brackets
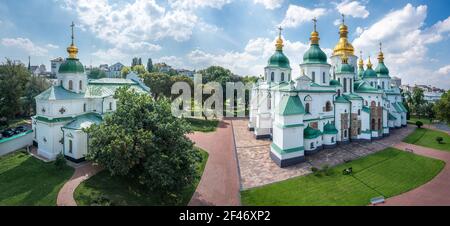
341,54,349,64
333,14,354,56
275,26,284,51
310,17,320,45
358,51,364,68
67,22,79,59
367,56,373,69
377,42,384,63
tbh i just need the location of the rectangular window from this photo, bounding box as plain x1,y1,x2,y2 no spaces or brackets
69,140,73,154
312,72,315,82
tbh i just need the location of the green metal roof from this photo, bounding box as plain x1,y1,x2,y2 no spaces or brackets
323,122,338,134
354,80,380,93
304,125,322,139
62,113,103,130
398,102,408,112
330,79,342,86
336,63,354,74
34,115,75,123
388,112,397,120
277,95,305,116
362,68,377,78
58,58,85,74
303,44,327,64
362,106,371,113
335,95,351,103
375,62,390,77
343,93,364,100
392,102,403,113
267,50,291,69
35,86,85,100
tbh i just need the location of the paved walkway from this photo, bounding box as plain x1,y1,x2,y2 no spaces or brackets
187,119,241,206
380,142,450,206
57,162,102,206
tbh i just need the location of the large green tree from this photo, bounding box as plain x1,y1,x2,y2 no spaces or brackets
142,72,173,99
411,87,426,117
84,88,200,197
88,68,107,79
23,76,51,116
0,60,29,119
434,90,450,124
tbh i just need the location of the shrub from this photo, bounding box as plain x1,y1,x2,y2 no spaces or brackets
436,137,444,144
416,121,423,128
322,165,332,176
311,167,318,173
54,153,66,169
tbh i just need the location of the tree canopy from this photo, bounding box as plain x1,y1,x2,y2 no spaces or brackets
88,68,107,79
84,88,200,197
434,90,450,123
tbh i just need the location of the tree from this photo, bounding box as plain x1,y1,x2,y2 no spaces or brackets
132,64,147,75
88,68,107,79
23,76,51,116
120,66,131,78
131,57,142,67
84,88,200,198
436,137,444,144
147,58,153,72
0,59,29,119
434,90,450,124
416,121,423,128
412,87,425,117
142,72,173,99
423,102,436,123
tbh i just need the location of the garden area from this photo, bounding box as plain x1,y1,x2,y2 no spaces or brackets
185,117,219,133
0,151,74,206
403,128,450,152
241,148,444,206
74,148,208,206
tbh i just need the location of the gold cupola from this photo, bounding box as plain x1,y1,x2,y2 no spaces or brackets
377,42,384,63
310,17,320,45
333,14,355,56
358,51,364,68
67,22,79,59
275,26,284,51
366,55,373,69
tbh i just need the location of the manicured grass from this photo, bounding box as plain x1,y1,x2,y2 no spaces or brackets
241,148,444,206
404,128,450,152
74,148,209,206
407,117,431,125
0,151,74,206
185,117,219,133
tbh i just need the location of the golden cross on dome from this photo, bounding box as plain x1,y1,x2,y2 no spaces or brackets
379,42,383,52
70,21,75,45
278,26,283,38
312,17,317,31
341,14,345,24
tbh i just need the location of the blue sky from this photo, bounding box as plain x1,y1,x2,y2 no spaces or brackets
1,0,450,88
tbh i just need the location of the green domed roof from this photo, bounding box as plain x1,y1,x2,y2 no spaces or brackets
303,44,327,64
323,122,338,134
330,79,341,86
375,62,390,77
336,63,354,74
268,50,291,69
59,58,85,74
304,125,322,139
362,68,377,78
357,68,364,79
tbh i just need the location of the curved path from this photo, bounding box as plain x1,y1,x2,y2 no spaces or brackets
187,119,241,206
57,162,102,206
380,142,450,206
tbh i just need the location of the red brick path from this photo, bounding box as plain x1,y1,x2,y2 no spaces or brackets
187,120,241,206
380,142,450,206
57,162,102,206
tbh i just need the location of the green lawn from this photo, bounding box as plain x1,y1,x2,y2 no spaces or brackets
185,117,219,133
404,128,450,152
241,148,444,206
74,148,209,206
407,116,432,125
0,151,74,206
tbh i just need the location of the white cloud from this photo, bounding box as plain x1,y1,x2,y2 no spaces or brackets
280,5,326,28
336,0,369,19
46,44,59,49
168,0,232,9
355,26,364,36
1,37,48,56
254,0,284,10
437,65,450,75
353,4,450,89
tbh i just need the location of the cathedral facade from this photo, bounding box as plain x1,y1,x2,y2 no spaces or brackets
248,18,407,168
31,24,149,162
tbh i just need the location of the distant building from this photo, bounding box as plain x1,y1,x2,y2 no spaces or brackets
107,62,124,78
154,62,172,73
391,76,401,88
176,69,195,77
51,57,65,76
400,84,445,103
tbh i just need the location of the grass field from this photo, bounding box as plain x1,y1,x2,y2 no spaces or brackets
185,117,219,133
241,148,444,206
74,148,209,206
0,151,74,206
407,116,432,125
404,128,450,152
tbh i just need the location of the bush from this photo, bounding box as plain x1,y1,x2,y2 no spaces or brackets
54,153,66,169
416,121,423,128
311,167,319,173
322,165,332,176
436,137,444,144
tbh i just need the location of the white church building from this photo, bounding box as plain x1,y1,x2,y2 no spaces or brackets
249,18,407,167
31,24,149,162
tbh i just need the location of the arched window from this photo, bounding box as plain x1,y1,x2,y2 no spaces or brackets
371,82,374,87
312,72,316,82
331,137,335,143
83,103,86,112
358,128,361,134
371,101,376,107
281,72,285,81
378,102,381,107
271,72,274,82
344,130,348,138
371,118,376,130
325,101,332,112
305,103,311,114
79,80,83,90
68,80,73,90
358,109,361,115
337,89,341,96
60,80,63,86
322,72,326,84
378,118,381,130
343,78,347,93
109,102,113,110
365,100,368,106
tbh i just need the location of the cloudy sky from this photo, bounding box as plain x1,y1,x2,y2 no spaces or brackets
1,0,450,88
